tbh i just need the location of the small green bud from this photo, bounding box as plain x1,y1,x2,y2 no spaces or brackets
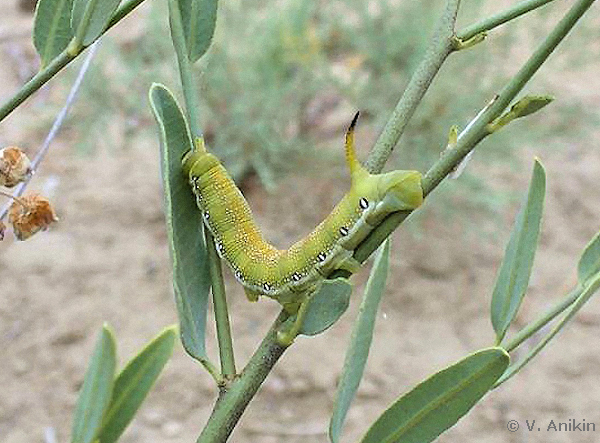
447,125,459,149
453,32,487,51
488,95,555,132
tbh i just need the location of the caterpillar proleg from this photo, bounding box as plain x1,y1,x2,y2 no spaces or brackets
183,114,423,310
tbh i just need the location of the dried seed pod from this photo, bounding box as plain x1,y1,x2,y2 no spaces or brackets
9,192,58,240
0,146,32,188
0,220,5,241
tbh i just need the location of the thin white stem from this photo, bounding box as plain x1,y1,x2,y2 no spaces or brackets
0,189,28,207
0,40,100,221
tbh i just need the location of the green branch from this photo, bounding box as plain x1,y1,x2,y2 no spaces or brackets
168,0,202,138
0,0,147,123
0,50,73,123
457,0,557,41
350,0,597,266
503,287,580,353
168,0,235,380
205,231,237,379
196,311,290,443
365,0,461,174
427,0,596,192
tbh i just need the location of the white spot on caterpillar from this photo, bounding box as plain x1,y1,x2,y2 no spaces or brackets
263,282,272,291
291,272,302,282
359,197,369,209
317,252,327,262
339,226,349,236
191,176,201,192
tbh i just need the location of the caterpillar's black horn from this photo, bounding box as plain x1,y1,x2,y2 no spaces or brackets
349,111,360,131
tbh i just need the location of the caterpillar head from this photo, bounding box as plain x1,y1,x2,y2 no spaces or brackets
375,169,423,210
182,149,220,180
344,113,423,212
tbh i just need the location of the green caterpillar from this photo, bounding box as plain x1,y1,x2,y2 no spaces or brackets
182,114,423,309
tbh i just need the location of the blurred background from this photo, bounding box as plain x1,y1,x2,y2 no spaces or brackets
1,0,599,441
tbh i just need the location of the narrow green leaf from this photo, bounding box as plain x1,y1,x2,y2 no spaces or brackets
300,278,352,336
176,0,218,62
491,159,546,342
577,230,600,285
71,324,116,443
98,326,177,443
496,275,600,387
330,240,391,443
33,0,75,67
361,348,509,443
71,0,122,46
149,83,211,363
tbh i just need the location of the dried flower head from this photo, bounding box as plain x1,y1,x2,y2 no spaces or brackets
0,220,5,241
8,192,58,240
0,146,32,188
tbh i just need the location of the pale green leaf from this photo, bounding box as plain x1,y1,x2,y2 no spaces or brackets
491,159,545,342
33,0,75,66
71,0,122,46
330,240,390,443
71,324,116,443
177,0,218,62
97,326,177,443
149,83,211,363
361,348,509,443
577,230,600,285
300,278,352,336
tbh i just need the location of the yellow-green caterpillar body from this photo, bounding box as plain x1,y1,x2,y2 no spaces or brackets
182,114,423,309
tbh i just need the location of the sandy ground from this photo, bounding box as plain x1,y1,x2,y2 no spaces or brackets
1,1,600,442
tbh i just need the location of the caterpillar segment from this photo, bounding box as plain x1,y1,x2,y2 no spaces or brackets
182,113,423,311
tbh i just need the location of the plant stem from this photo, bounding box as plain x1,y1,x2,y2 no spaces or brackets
197,311,290,443
351,0,597,266
0,189,28,208
200,358,224,385
426,0,596,193
168,0,203,137
457,0,557,41
0,41,99,222
495,277,600,387
69,0,100,54
365,0,461,174
503,287,581,353
205,231,237,378
169,0,235,380
108,0,146,28
0,0,146,123
0,51,73,123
